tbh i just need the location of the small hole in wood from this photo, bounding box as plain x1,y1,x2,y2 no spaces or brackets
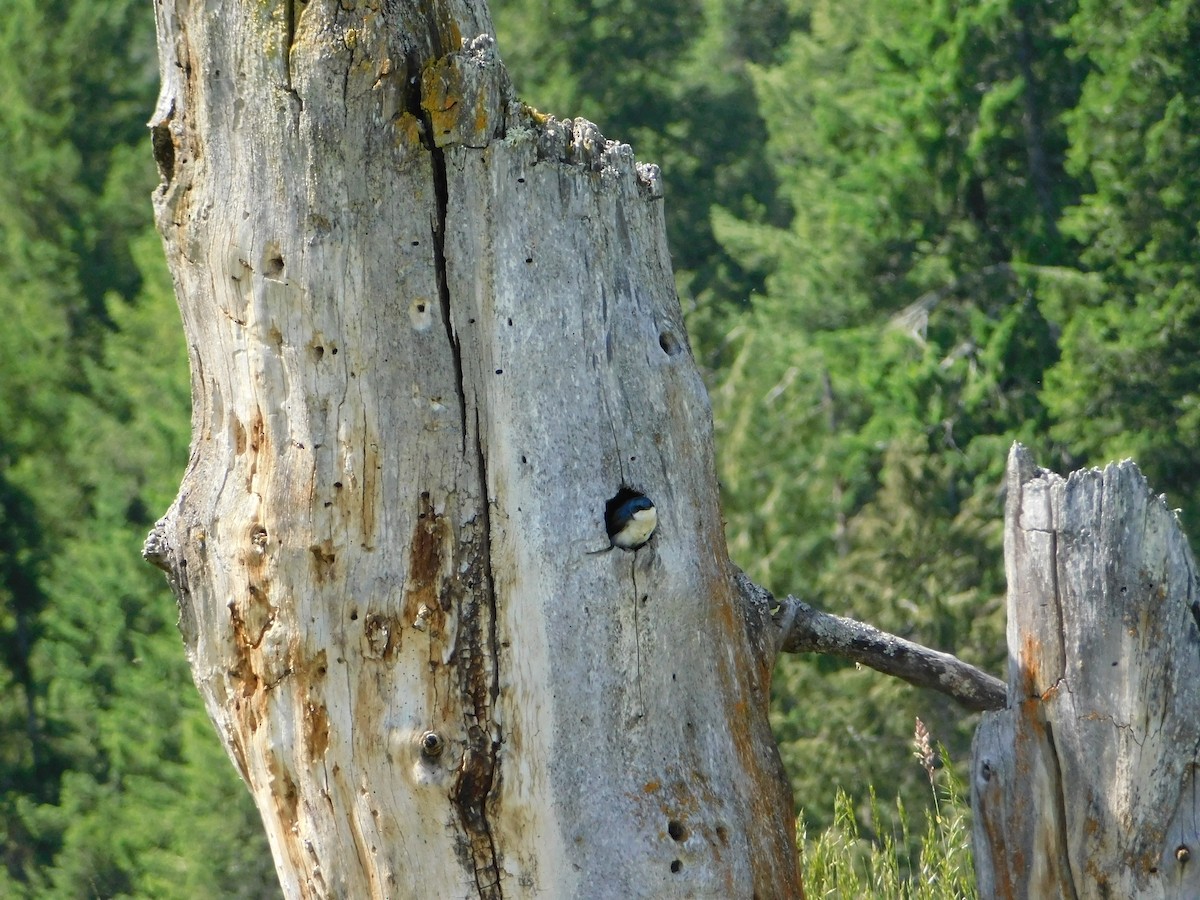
667,820,686,841
264,252,285,278
670,860,682,874
419,731,445,759
601,488,657,551
659,331,683,356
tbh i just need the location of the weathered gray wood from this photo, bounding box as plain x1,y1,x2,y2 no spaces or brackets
972,444,1200,898
144,0,799,896
772,588,1006,712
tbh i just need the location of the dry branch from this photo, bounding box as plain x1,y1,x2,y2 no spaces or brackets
734,572,1007,711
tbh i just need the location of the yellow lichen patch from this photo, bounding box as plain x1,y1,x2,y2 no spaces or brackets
392,112,424,147
420,54,499,148
421,62,461,144
520,103,549,126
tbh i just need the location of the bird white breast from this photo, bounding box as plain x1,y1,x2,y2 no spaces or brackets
614,506,658,548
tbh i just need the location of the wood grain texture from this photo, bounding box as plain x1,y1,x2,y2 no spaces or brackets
972,444,1200,898
145,0,799,896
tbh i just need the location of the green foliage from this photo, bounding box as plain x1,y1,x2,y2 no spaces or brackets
491,0,794,324
1046,0,1200,522
800,749,975,899
5,0,1200,892
703,0,1200,844
0,0,275,894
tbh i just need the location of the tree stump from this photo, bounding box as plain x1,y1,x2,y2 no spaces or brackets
143,0,800,896
973,444,1200,897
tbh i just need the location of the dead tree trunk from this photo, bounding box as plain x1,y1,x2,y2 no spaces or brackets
143,0,798,896
972,445,1200,897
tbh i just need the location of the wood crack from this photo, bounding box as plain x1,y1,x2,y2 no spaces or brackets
416,63,502,899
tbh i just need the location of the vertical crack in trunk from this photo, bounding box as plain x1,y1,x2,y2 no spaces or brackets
419,65,503,898
429,146,470,456
283,0,296,88
1042,720,1082,900
455,406,502,900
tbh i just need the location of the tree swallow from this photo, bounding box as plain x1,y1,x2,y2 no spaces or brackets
590,491,657,553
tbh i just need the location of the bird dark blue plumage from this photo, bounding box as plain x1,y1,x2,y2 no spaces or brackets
591,492,657,553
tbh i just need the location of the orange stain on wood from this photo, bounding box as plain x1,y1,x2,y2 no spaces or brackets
402,491,447,638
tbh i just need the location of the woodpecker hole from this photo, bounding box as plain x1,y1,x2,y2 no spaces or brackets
667,820,686,841
601,487,656,549
659,330,682,356
605,488,650,525
249,524,268,549
419,731,445,759
670,860,682,874
409,297,433,331
263,245,285,278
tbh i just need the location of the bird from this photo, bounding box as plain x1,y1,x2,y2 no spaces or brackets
590,492,657,553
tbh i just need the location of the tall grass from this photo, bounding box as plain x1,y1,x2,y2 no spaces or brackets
799,721,976,899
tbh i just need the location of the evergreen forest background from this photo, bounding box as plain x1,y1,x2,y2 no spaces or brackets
2,0,1198,894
